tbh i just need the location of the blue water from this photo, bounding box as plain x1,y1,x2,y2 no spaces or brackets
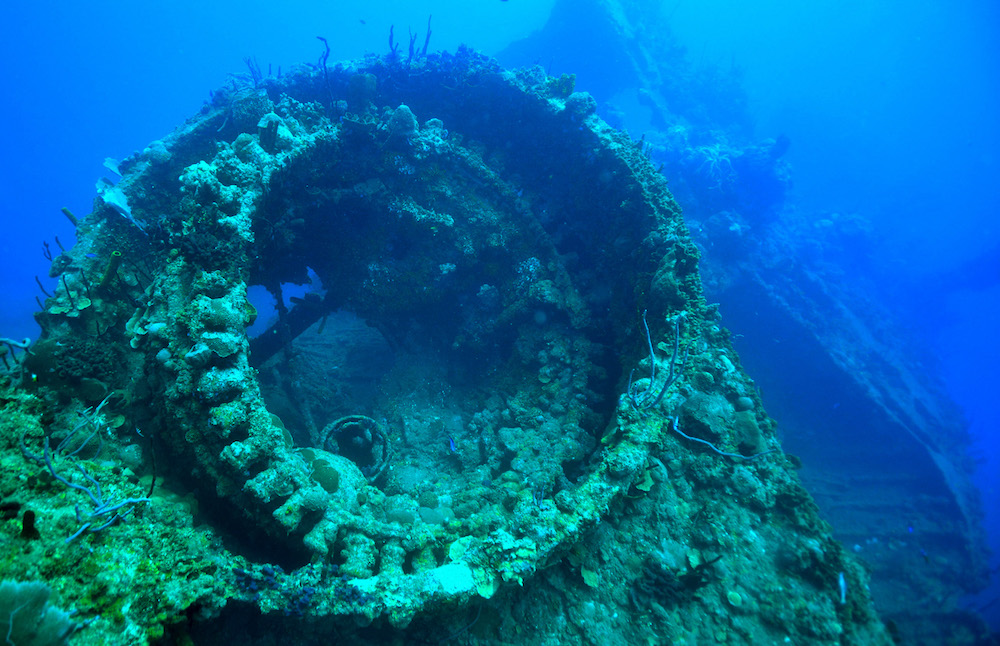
2,0,997,633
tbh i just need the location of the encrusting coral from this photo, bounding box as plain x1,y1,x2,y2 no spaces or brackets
0,47,892,644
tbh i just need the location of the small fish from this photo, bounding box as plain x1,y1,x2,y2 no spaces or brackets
838,572,847,605
448,437,458,452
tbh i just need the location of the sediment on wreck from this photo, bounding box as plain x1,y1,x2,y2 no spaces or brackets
3,48,892,644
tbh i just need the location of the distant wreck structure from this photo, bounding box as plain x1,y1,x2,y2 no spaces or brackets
500,0,990,641
0,49,893,644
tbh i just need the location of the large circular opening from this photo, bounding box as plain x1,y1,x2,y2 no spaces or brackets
243,137,624,506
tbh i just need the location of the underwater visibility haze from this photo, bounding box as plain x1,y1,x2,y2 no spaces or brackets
0,1,997,644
